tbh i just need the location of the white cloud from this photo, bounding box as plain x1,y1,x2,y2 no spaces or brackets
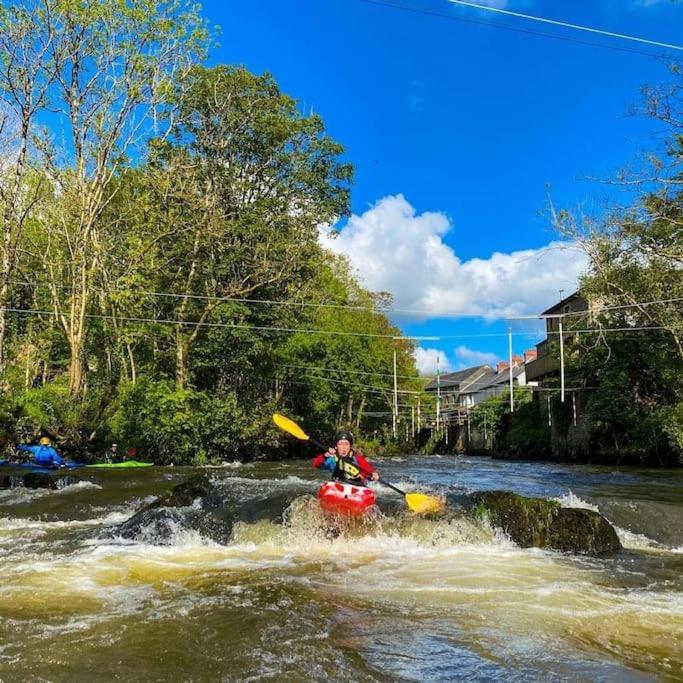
454,345,499,369
320,194,587,319
413,347,451,376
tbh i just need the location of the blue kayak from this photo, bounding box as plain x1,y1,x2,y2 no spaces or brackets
0,460,85,471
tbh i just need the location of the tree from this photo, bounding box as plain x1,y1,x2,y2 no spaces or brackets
17,0,209,394
554,65,683,464
147,65,353,388
0,0,61,373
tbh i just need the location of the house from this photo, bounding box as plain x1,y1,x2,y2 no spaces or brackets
424,365,491,414
424,352,538,422
458,358,533,409
524,291,589,384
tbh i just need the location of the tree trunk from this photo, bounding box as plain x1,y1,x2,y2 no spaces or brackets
175,328,189,389
355,396,366,431
127,343,137,384
346,395,354,424
68,333,86,395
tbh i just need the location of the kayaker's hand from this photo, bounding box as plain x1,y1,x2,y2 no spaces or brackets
371,471,379,481
327,447,336,456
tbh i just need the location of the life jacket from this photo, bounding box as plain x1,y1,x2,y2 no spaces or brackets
332,452,365,485
33,445,60,466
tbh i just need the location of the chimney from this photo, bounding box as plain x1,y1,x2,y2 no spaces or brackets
496,361,509,373
511,355,523,367
523,349,537,364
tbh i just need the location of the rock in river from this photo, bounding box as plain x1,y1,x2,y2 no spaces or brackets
116,476,233,545
470,490,622,555
115,475,302,545
0,472,79,490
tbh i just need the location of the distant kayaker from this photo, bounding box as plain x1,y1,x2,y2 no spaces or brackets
17,436,65,468
312,430,379,485
105,443,120,464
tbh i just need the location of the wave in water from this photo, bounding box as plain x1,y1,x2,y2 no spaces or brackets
554,490,671,552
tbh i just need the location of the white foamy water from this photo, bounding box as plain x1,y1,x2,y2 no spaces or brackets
0,458,681,682
54,480,102,494
554,491,600,511
554,491,671,552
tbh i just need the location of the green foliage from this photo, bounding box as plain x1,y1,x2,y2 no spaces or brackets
109,380,204,464
550,69,683,466
502,399,551,459
0,6,428,462
469,387,533,444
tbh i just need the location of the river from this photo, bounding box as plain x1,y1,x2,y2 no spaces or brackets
0,455,681,682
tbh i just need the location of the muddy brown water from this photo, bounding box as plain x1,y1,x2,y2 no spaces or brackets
0,455,681,681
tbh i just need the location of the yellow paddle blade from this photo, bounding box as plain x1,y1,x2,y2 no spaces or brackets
273,413,310,441
405,493,444,514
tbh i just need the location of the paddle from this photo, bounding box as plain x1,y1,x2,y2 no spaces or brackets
273,413,444,514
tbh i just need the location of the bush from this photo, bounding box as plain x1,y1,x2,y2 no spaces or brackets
108,379,277,464
109,379,204,464
503,400,551,459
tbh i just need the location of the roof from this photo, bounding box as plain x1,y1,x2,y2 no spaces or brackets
459,365,525,394
424,365,490,392
541,290,586,316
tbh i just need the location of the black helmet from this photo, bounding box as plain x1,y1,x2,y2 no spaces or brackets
334,430,354,445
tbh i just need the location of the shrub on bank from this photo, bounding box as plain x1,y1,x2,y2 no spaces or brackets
108,379,277,464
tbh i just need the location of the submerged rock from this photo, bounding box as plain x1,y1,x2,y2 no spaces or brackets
470,490,621,555
0,472,79,490
117,476,233,545
115,475,303,545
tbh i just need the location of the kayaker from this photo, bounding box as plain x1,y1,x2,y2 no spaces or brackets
17,437,65,468
312,430,379,485
105,443,120,464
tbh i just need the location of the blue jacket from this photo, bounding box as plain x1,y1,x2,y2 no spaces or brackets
17,444,65,467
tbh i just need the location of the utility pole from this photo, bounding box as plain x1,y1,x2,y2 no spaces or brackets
436,354,441,434
417,397,421,432
508,329,514,413
392,349,398,438
559,317,565,403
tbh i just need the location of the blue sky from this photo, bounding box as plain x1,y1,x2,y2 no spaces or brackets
204,0,681,373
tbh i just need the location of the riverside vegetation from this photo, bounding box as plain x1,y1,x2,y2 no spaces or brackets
0,1,680,466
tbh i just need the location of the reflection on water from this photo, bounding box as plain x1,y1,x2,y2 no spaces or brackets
0,456,681,681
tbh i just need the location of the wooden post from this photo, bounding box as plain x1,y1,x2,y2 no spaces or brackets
436,354,441,434
392,350,398,439
559,318,565,403
508,329,514,412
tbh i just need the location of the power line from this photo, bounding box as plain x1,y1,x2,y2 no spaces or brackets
360,0,664,58
10,278,681,323
280,363,418,381
2,306,677,342
291,371,421,396
508,297,683,320
449,0,683,52
0,307,437,342
437,325,678,339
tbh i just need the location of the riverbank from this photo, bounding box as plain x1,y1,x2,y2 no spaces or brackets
0,455,680,680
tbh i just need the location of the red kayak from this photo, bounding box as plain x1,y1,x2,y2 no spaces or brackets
317,481,377,516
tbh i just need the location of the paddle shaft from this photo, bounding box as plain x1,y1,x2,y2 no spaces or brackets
306,435,407,497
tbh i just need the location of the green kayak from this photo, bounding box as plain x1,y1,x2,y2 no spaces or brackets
87,460,153,469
